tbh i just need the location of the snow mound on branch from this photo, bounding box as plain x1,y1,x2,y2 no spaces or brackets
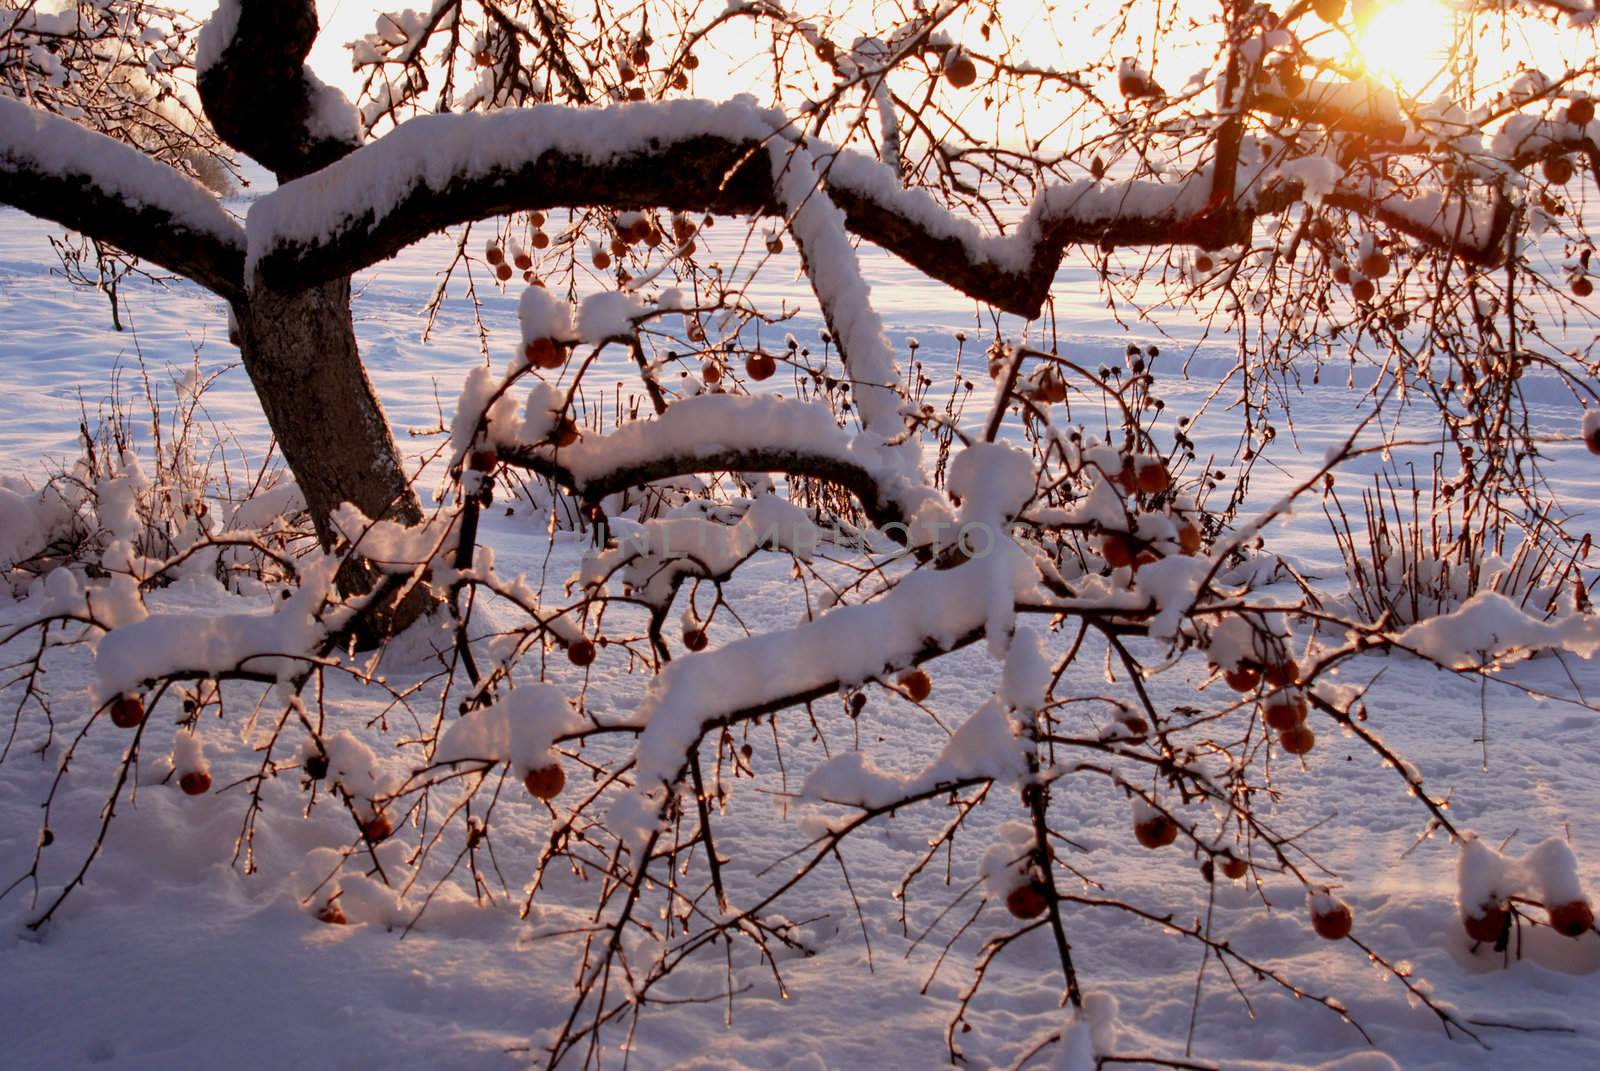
581,495,819,605
1002,626,1051,713
800,751,909,809
1397,591,1600,667
330,504,460,575
612,554,1042,847
577,290,647,343
304,69,361,145
768,139,903,439
1457,833,1591,916
948,442,1034,523
1279,155,1343,205
224,481,304,532
1050,991,1120,1070
801,697,1029,807
519,285,576,345
94,557,343,702
436,684,581,776
0,478,73,571
1134,554,1213,640
980,820,1035,898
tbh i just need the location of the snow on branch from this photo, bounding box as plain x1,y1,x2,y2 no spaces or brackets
245,93,1534,319
93,557,347,702
245,98,793,282
610,552,1041,847
0,97,246,301
494,393,938,528
1395,590,1600,668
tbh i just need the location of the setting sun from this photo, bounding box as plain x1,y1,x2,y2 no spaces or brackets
1358,0,1459,94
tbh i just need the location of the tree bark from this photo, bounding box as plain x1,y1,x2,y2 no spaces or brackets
235,276,433,638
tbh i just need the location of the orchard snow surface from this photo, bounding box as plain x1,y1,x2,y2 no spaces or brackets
3,203,1599,1070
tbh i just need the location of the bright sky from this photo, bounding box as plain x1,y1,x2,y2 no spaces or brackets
179,0,1577,113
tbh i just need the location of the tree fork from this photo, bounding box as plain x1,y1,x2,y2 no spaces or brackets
196,1,435,638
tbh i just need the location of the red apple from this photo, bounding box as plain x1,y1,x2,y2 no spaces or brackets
1005,881,1049,919
1223,664,1260,693
899,669,933,703
1261,657,1300,688
1177,520,1202,556
1136,459,1171,494
179,770,211,796
944,55,978,90
1462,904,1508,943
109,695,146,729
1543,155,1575,185
1549,899,1595,938
1312,901,1353,940
1101,532,1135,570
1358,252,1391,279
1279,724,1317,755
1263,693,1307,731
1135,814,1179,849
746,351,777,381
524,762,566,801
361,812,394,843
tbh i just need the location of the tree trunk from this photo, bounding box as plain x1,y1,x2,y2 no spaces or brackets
235,276,434,639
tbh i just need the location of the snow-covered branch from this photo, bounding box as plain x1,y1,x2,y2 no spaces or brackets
0,98,246,302
244,96,1546,318
494,394,933,529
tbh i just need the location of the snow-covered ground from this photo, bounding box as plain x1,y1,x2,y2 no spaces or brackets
2,198,1598,1071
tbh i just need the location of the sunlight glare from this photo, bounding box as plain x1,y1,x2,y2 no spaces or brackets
1358,0,1457,95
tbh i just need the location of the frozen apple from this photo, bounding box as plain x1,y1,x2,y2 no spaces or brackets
109,695,146,729
525,762,566,801
898,668,932,703
1005,880,1049,919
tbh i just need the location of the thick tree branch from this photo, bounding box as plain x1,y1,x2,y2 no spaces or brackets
0,98,245,302
245,99,1537,319
197,0,360,181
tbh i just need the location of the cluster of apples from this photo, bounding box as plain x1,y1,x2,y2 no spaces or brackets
1132,794,1355,941
616,32,697,99
486,222,546,285
1094,456,1206,572
593,212,699,273
1463,895,1594,944
1332,248,1392,305
1223,652,1314,754
108,694,213,800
